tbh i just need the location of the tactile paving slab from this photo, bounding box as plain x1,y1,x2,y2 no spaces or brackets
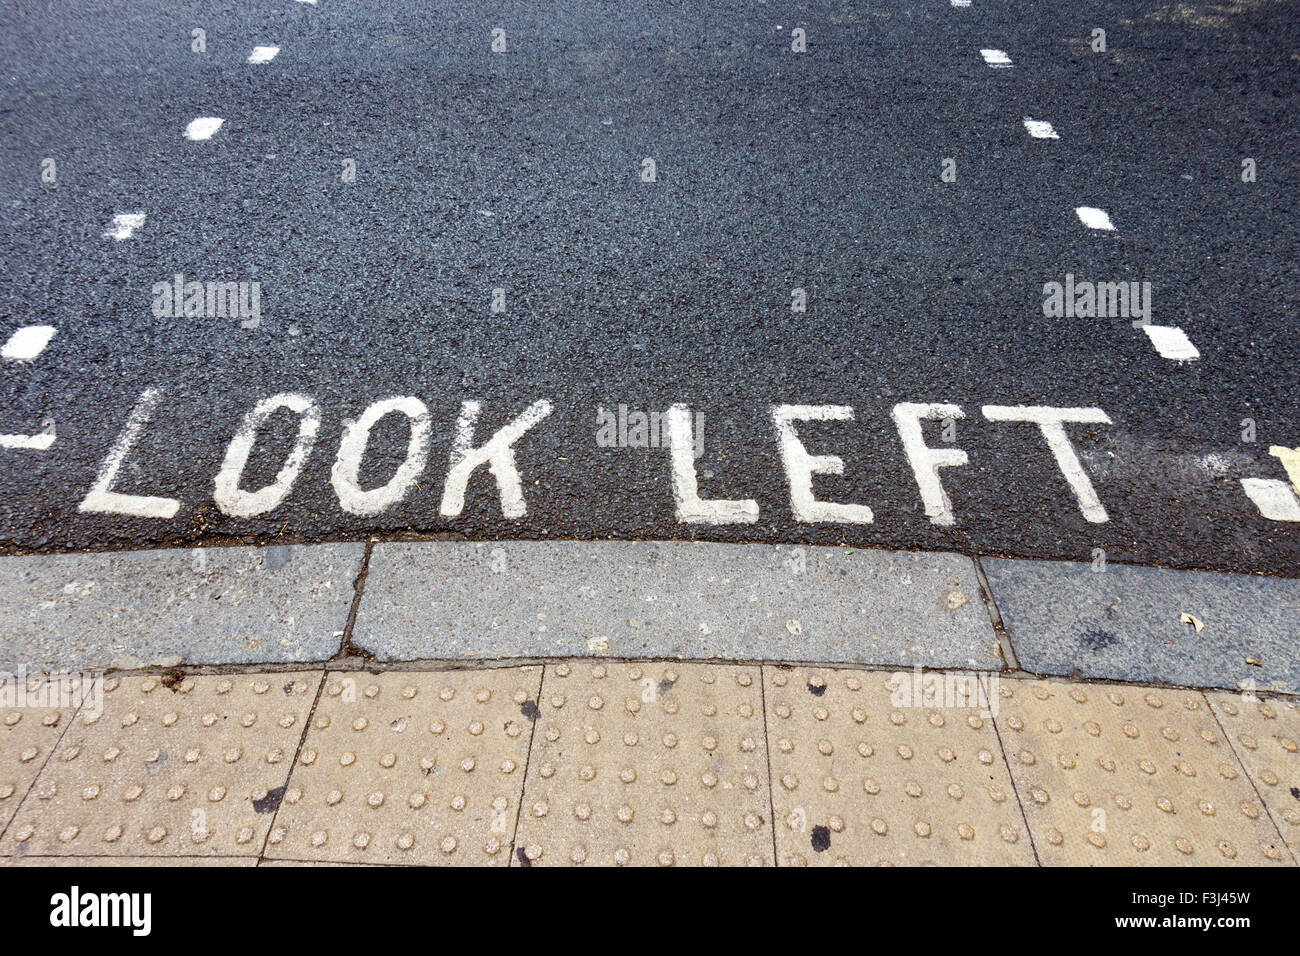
1,673,320,858
0,683,74,841
1207,693,1300,857
765,666,1033,865
265,668,542,866
515,662,774,866
998,678,1294,866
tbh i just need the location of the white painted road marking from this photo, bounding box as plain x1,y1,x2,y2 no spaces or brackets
1023,118,1059,139
2,326,56,363
892,402,968,526
982,405,1112,522
772,405,874,523
668,404,758,524
981,49,1013,68
103,212,146,240
951,0,971,6
1075,206,1115,231
331,396,432,517
79,389,181,519
439,400,553,518
184,117,225,140
1240,478,1300,521
1142,325,1200,361
215,393,321,518
248,46,280,64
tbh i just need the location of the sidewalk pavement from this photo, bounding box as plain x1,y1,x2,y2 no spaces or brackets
0,539,1296,866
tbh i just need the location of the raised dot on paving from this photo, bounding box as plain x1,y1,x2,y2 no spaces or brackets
766,666,1032,866
184,117,225,141
998,677,1293,865
515,662,774,866
3,673,321,858
265,668,541,866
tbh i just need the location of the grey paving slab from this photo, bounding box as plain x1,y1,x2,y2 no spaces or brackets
353,541,1000,667
0,544,363,670
983,558,1300,693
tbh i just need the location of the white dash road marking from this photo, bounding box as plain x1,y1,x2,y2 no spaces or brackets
1142,325,1200,361
184,117,225,140
103,212,146,240
951,0,971,6
2,326,56,362
1023,118,1059,139
980,49,1012,68
248,46,280,64
1075,206,1115,231
1240,478,1300,521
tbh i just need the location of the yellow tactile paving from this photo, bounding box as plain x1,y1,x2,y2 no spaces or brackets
0,684,74,841
3,663,1294,867
0,673,320,858
515,662,774,866
264,668,541,866
765,666,1033,865
997,678,1294,866
1206,692,1300,856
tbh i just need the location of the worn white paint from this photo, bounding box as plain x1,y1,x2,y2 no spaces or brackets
1240,478,1300,521
215,393,320,517
103,212,146,240
1143,325,1200,361
79,388,181,519
1023,118,1059,139
0,424,55,451
951,0,971,6
2,326,55,362
1075,206,1115,231
771,405,873,523
331,396,431,517
439,399,553,518
980,49,1012,67
184,117,225,140
247,46,280,64
891,402,968,526
668,404,758,524
982,405,1112,522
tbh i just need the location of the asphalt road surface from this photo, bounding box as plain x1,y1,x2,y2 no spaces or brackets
0,0,1297,575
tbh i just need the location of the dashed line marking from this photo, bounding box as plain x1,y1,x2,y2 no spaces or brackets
1075,206,1115,231
1,326,56,363
248,46,280,64
184,117,225,141
103,212,146,240
1240,478,1300,521
1023,118,1059,139
980,49,1013,68
950,0,971,6
1142,325,1200,361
